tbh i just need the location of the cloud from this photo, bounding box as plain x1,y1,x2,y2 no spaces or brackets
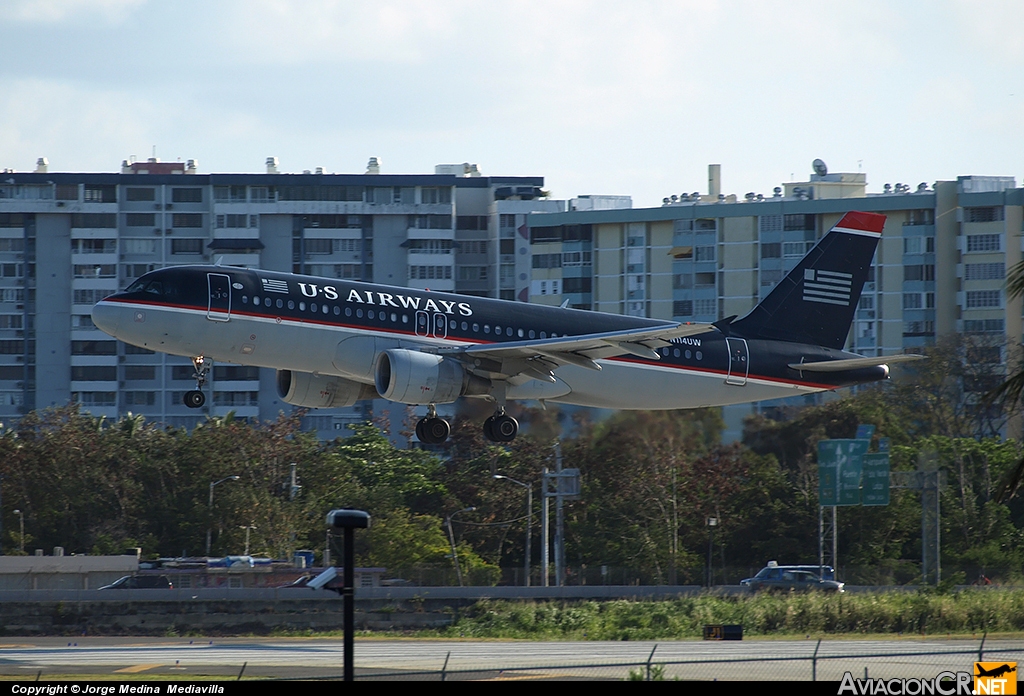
6,0,145,23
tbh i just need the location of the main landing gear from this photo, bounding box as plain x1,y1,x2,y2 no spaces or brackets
415,404,451,445
182,355,209,409
483,408,518,444
414,405,520,445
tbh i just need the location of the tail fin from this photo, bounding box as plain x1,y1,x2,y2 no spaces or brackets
730,211,885,349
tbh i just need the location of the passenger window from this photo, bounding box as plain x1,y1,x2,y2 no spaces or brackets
402,314,408,323
241,295,248,304
264,297,271,307
507,327,513,337
345,307,352,317
518,328,524,338
685,350,691,359
356,308,363,318
528,330,535,339
299,301,305,310
461,321,468,331
696,351,703,360
276,299,283,309
367,310,374,319
334,306,340,316
322,304,328,314
288,300,295,310
253,296,261,306
391,313,397,322
473,323,479,332
311,303,318,312
540,332,547,338
484,325,491,334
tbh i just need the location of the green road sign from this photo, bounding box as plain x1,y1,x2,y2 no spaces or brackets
862,453,891,506
818,439,870,506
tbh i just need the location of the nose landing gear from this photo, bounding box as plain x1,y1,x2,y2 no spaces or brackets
415,404,451,445
182,355,210,409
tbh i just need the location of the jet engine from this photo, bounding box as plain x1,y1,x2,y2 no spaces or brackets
277,370,376,408
374,349,489,405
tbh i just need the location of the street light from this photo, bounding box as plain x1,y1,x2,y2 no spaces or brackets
13,509,23,554
207,475,240,556
446,506,476,586
327,508,371,683
239,524,257,556
494,474,532,587
706,516,719,588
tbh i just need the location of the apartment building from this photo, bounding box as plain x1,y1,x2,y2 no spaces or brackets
0,157,557,437
525,164,1024,438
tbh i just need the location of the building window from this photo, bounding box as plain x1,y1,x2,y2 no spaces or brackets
760,243,781,258
694,245,716,262
966,234,1001,252
83,185,116,203
965,206,1004,223
72,392,116,405
171,213,203,228
124,391,156,406
410,215,452,230
215,214,251,228
456,266,487,281
694,298,716,316
71,366,117,381
420,187,452,204
406,239,453,254
964,263,1005,280
499,214,516,228
71,213,117,228
456,216,488,231
903,265,935,281
902,293,923,310
72,239,116,254
126,213,156,227
409,265,453,280
673,300,693,316
966,290,1001,308
73,264,116,278
72,341,117,355
171,239,204,255
563,277,591,294
172,188,203,203
122,239,158,255
963,319,1004,334
532,253,561,269
125,188,155,202
124,365,156,380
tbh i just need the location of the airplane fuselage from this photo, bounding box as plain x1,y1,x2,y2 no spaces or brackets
92,265,886,412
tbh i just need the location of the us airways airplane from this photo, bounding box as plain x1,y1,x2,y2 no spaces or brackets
91,211,921,444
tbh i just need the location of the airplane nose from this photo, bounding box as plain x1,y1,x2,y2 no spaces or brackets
91,301,121,336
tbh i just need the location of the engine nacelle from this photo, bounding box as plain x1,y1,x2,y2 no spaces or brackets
374,349,489,405
277,370,376,408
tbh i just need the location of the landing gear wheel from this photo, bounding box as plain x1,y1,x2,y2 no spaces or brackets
183,390,206,408
483,413,518,443
416,416,450,445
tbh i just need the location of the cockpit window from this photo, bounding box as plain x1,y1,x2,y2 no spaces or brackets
144,281,163,295
125,275,178,298
125,278,146,294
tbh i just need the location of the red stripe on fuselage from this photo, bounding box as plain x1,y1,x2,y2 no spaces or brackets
105,298,840,391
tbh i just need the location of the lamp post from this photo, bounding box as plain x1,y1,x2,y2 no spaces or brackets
239,524,257,556
706,516,719,588
445,506,475,586
207,475,240,556
327,508,371,682
494,475,532,587
13,509,23,554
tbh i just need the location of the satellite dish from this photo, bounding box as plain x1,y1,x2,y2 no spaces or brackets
812,159,828,176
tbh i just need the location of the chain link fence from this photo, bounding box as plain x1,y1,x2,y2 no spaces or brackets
278,638,1024,681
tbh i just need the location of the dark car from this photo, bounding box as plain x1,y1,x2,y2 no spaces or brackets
740,565,843,593
98,575,173,590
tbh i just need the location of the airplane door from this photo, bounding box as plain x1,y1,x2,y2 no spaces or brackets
415,310,429,337
207,273,231,322
433,313,448,339
725,337,748,386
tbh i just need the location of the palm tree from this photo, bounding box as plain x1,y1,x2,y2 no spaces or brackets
986,259,1024,501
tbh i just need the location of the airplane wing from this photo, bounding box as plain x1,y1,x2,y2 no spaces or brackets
789,354,926,373
435,322,717,383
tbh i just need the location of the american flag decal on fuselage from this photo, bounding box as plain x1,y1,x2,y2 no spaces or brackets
261,278,289,294
802,268,853,306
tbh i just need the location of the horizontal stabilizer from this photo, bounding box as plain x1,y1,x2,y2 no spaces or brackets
789,354,926,373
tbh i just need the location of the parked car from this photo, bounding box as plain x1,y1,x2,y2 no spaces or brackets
740,563,843,593
98,575,173,590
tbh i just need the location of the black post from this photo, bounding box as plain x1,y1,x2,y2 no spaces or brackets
327,508,370,683
344,525,354,682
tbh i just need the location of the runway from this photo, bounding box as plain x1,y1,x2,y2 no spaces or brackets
0,637,1021,680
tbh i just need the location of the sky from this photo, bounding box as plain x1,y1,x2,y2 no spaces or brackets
1,0,1022,208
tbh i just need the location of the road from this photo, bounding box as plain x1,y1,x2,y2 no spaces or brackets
0,637,1021,681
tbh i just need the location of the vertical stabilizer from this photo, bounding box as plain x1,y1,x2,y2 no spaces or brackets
731,211,885,349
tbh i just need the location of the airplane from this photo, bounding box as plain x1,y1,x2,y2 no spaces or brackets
91,210,922,444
